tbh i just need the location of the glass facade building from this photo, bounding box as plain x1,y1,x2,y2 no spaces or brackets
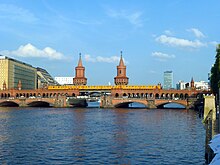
0,55,37,90
163,71,173,89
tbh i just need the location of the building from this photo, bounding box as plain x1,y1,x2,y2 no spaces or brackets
194,81,209,90
73,54,87,85
176,81,186,90
0,55,37,90
176,78,209,90
55,77,74,85
114,51,129,85
163,71,173,89
37,67,59,88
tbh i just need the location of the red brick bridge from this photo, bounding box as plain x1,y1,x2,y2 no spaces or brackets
0,87,210,108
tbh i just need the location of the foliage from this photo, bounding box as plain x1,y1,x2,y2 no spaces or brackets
210,44,220,96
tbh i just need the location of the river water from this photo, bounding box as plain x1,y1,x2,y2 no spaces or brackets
0,107,205,165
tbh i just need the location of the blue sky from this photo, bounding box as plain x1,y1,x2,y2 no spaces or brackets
0,0,219,85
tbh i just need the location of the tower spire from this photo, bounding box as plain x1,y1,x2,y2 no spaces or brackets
73,53,87,85
78,53,83,67
114,51,129,85
119,51,125,66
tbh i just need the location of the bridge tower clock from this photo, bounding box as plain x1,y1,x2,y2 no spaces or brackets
114,51,129,85
73,53,87,86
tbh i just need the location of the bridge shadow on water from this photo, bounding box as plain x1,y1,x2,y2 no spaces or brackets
118,102,186,109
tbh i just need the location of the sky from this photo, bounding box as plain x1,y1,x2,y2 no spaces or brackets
0,0,219,86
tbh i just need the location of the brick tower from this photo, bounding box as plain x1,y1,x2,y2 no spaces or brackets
190,77,195,89
73,53,87,85
114,51,129,85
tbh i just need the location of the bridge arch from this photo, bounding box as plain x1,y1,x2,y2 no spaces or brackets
27,101,52,107
0,101,19,107
156,100,187,109
114,100,148,108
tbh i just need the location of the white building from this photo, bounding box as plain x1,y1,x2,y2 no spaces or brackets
54,77,74,85
176,81,187,90
176,80,209,90
194,81,209,90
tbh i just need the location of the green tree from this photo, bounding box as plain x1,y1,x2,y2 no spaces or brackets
210,44,220,96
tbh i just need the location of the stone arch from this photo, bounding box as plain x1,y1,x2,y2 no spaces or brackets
123,93,127,97
155,93,160,99
128,93,131,98
175,93,179,98
115,93,119,97
161,93,165,99
180,93,184,99
145,93,148,98
185,93,189,99
166,93,170,99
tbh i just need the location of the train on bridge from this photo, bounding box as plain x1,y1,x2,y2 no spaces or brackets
47,85,162,90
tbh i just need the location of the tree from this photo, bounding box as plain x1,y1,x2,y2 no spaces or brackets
210,44,220,96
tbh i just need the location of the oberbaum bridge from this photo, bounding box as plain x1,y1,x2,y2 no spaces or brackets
0,53,210,109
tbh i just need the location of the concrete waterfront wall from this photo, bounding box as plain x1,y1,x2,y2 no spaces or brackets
203,95,218,164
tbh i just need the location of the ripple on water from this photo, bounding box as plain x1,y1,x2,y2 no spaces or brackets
0,108,205,164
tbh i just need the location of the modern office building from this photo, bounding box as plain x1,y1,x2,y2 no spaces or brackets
163,71,173,89
37,67,59,88
0,55,37,90
54,77,74,85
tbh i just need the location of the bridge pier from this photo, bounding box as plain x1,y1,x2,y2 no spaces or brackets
100,96,114,108
147,99,157,109
54,96,67,107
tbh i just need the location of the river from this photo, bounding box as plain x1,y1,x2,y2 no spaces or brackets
0,107,205,164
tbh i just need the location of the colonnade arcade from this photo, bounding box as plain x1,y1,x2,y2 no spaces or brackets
115,92,203,99
0,92,77,99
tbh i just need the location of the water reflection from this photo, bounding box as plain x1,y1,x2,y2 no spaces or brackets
0,107,205,164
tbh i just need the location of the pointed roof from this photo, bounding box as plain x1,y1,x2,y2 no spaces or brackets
78,53,83,67
119,51,125,66
191,77,194,83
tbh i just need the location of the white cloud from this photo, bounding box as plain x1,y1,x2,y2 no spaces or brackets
156,35,206,48
0,43,66,60
164,30,173,36
152,51,175,61
85,54,128,64
187,28,205,38
106,9,143,27
0,4,38,23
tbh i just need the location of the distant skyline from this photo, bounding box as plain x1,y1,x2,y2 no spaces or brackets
0,0,219,85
